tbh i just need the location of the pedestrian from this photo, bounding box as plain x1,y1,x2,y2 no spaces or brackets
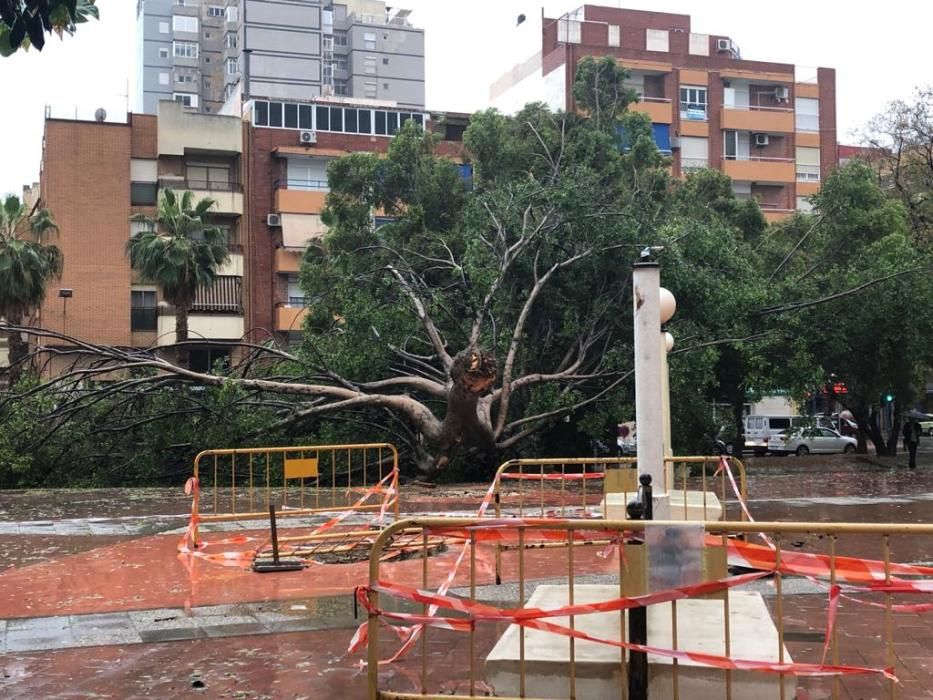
903,417,921,469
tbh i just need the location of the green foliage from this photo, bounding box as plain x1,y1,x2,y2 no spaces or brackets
0,194,62,322
572,56,639,132
0,0,98,56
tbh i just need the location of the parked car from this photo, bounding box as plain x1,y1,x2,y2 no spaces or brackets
918,418,933,437
768,427,857,456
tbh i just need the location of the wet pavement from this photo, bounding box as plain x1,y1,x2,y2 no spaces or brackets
2,455,933,698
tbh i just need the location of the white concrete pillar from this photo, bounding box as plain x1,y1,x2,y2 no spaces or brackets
633,262,664,491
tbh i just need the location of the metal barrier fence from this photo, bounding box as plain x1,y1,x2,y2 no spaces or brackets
491,456,748,521
362,517,933,700
189,443,399,543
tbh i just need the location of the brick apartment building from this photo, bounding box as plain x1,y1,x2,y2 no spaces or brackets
32,98,464,370
490,5,837,220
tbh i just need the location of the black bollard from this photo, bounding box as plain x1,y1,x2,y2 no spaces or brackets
627,493,649,700
252,505,304,573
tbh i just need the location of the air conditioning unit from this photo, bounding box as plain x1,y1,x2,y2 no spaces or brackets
266,213,282,227
773,86,790,102
754,133,770,147
717,38,732,52
299,130,317,145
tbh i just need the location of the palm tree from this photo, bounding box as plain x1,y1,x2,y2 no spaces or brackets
127,189,229,366
0,194,63,384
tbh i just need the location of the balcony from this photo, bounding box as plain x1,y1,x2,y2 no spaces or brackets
722,157,795,184
156,314,244,346
157,100,242,156
159,178,244,214
721,106,794,133
276,305,308,332
275,188,327,215
761,208,795,223
275,247,303,274
631,97,672,124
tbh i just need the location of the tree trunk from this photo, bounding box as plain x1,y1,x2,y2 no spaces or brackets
175,303,189,368
5,312,28,386
425,348,498,476
867,409,894,456
731,399,746,456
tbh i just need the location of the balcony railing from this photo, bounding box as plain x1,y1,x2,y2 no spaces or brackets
723,155,793,162
681,157,708,172
721,104,794,113
274,178,329,192
164,178,243,193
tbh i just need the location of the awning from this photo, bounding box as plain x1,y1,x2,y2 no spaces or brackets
192,275,242,313
282,213,327,248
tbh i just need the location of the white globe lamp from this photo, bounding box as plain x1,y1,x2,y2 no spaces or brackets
659,287,676,324
664,332,675,353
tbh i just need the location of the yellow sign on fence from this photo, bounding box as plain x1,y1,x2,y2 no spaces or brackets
284,457,319,480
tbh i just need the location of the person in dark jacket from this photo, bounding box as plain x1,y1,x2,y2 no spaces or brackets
903,418,922,469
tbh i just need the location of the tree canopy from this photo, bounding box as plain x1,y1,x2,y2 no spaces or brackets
0,0,98,56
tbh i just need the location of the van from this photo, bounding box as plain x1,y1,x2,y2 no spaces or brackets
745,415,835,454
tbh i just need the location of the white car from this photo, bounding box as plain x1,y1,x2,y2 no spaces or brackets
768,428,857,456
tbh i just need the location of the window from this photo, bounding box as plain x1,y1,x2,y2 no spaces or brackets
374,110,386,135
334,79,348,96
334,33,348,47
254,100,268,126
173,92,199,108
344,108,358,132
680,136,709,171
159,21,169,33
364,56,377,74
646,28,669,52
557,18,581,43
679,85,707,120
299,104,313,129
723,130,750,160
284,103,298,128
796,196,814,212
364,81,377,98
336,58,348,71
173,40,198,58
607,24,620,47
383,82,390,90
358,109,372,133
172,15,198,33
175,0,185,5
315,105,329,130
130,182,158,206
322,35,333,52
159,47,169,58
131,290,158,332
363,31,376,49
226,57,238,74
207,5,224,17
224,32,237,48
225,6,238,23
330,106,343,132
689,32,709,56
796,146,821,181
159,72,170,85
796,97,819,132
287,276,306,306
175,72,194,83
186,163,231,190
382,57,389,65
189,347,231,374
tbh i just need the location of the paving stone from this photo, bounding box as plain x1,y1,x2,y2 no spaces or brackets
138,627,207,643
5,629,76,652
7,616,69,632
72,629,144,648
193,615,261,628
202,623,269,639
128,609,198,631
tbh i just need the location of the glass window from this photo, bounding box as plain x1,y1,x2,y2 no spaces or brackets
334,33,348,47
284,103,298,129
358,109,372,134
724,130,737,159
224,32,237,48
679,86,708,120
130,182,158,206
364,31,376,49
159,21,169,33
298,104,313,129
268,101,282,127
173,41,198,58
225,6,237,23
364,56,377,74
254,101,268,126
646,28,669,52
226,57,238,74
172,16,198,33
364,82,377,98
374,110,386,135
329,107,343,132
130,290,158,332
159,47,169,58
771,418,791,430
208,6,224,17
795,97,820,132
316,106,329,131
344,108,358,133
796,146,821,181
387,111,399,135
412,114,424,128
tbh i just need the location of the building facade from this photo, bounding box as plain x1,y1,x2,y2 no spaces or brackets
32,98,464,370
136,0,425,115
489,5,838,221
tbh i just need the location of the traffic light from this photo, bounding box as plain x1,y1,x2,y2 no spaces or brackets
884,393,894,403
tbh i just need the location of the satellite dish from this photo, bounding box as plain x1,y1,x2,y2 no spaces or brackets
517,13,526,26
94,108,107,122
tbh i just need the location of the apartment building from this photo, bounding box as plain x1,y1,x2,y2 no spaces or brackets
136,0,425,116
37,101,246,373
30,98,465,369
490,5,837,221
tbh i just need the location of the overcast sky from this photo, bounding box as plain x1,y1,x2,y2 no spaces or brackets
2,0,931,197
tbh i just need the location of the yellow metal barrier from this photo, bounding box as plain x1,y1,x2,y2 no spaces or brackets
491,456,747,520
190,442,399,544
364,517,933,700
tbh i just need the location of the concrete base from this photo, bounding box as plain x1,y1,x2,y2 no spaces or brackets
485,586,790,700
603,490,722,522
